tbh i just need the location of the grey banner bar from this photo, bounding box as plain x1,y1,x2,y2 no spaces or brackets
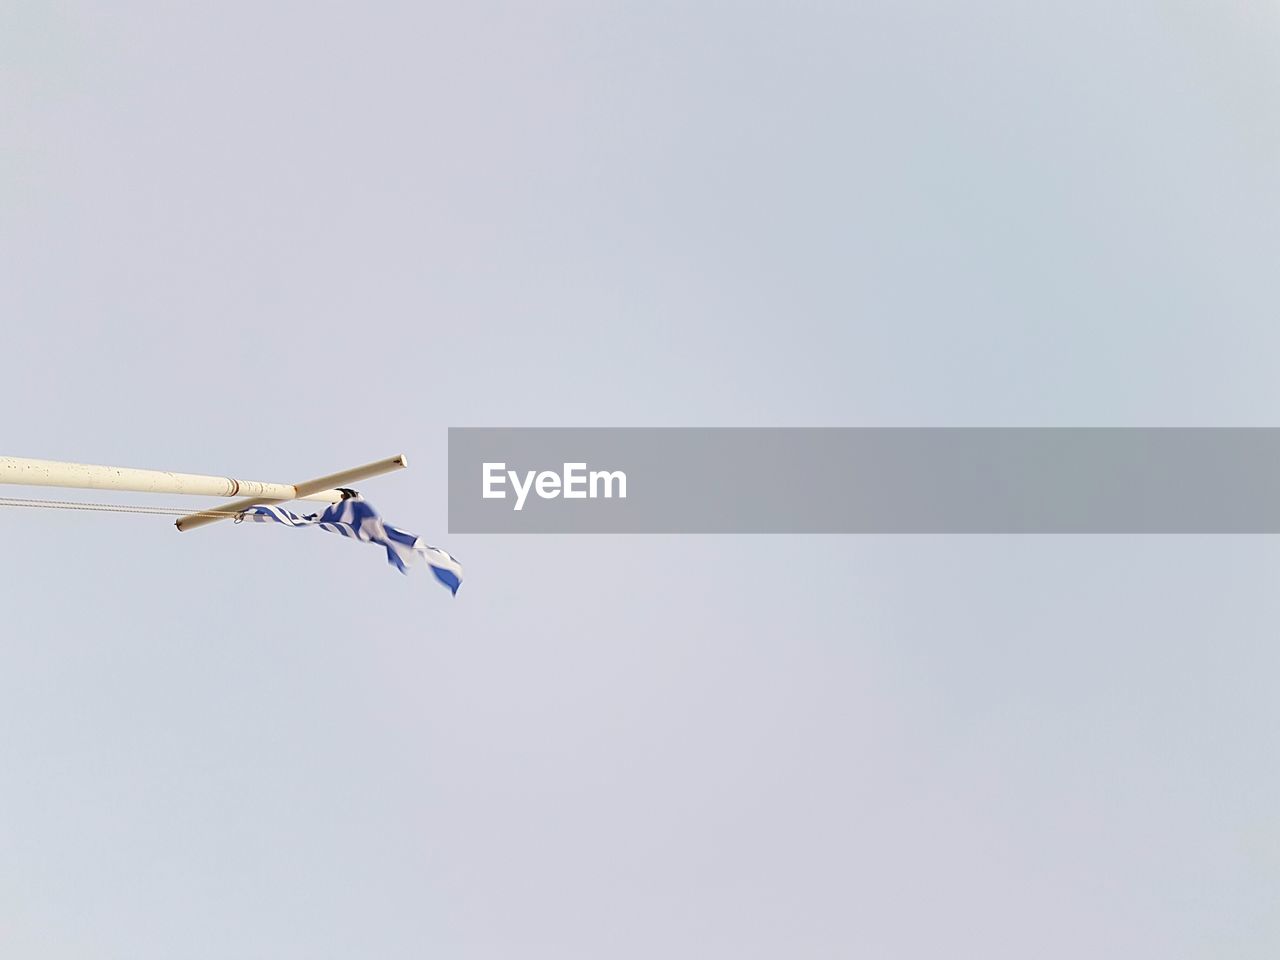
448,428,1280,533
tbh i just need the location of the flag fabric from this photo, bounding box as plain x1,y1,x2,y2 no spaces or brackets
237,496,462,594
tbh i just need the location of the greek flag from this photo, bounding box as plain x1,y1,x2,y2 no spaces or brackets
237,496,462,594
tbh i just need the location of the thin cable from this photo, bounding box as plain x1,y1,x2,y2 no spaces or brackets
0,495,274,520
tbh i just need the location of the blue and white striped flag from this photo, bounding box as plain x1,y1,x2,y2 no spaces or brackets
237,496,462,594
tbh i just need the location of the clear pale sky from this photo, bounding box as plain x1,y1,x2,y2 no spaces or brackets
2,3,1278,957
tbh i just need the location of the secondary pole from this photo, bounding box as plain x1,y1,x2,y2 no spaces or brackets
0,456,349,503
174,454,409,532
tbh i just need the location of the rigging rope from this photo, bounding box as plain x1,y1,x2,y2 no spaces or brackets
0,495,259,520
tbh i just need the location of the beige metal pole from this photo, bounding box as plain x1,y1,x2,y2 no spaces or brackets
0,455,348,503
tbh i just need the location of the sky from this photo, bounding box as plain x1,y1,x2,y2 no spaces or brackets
1,2,1279,957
